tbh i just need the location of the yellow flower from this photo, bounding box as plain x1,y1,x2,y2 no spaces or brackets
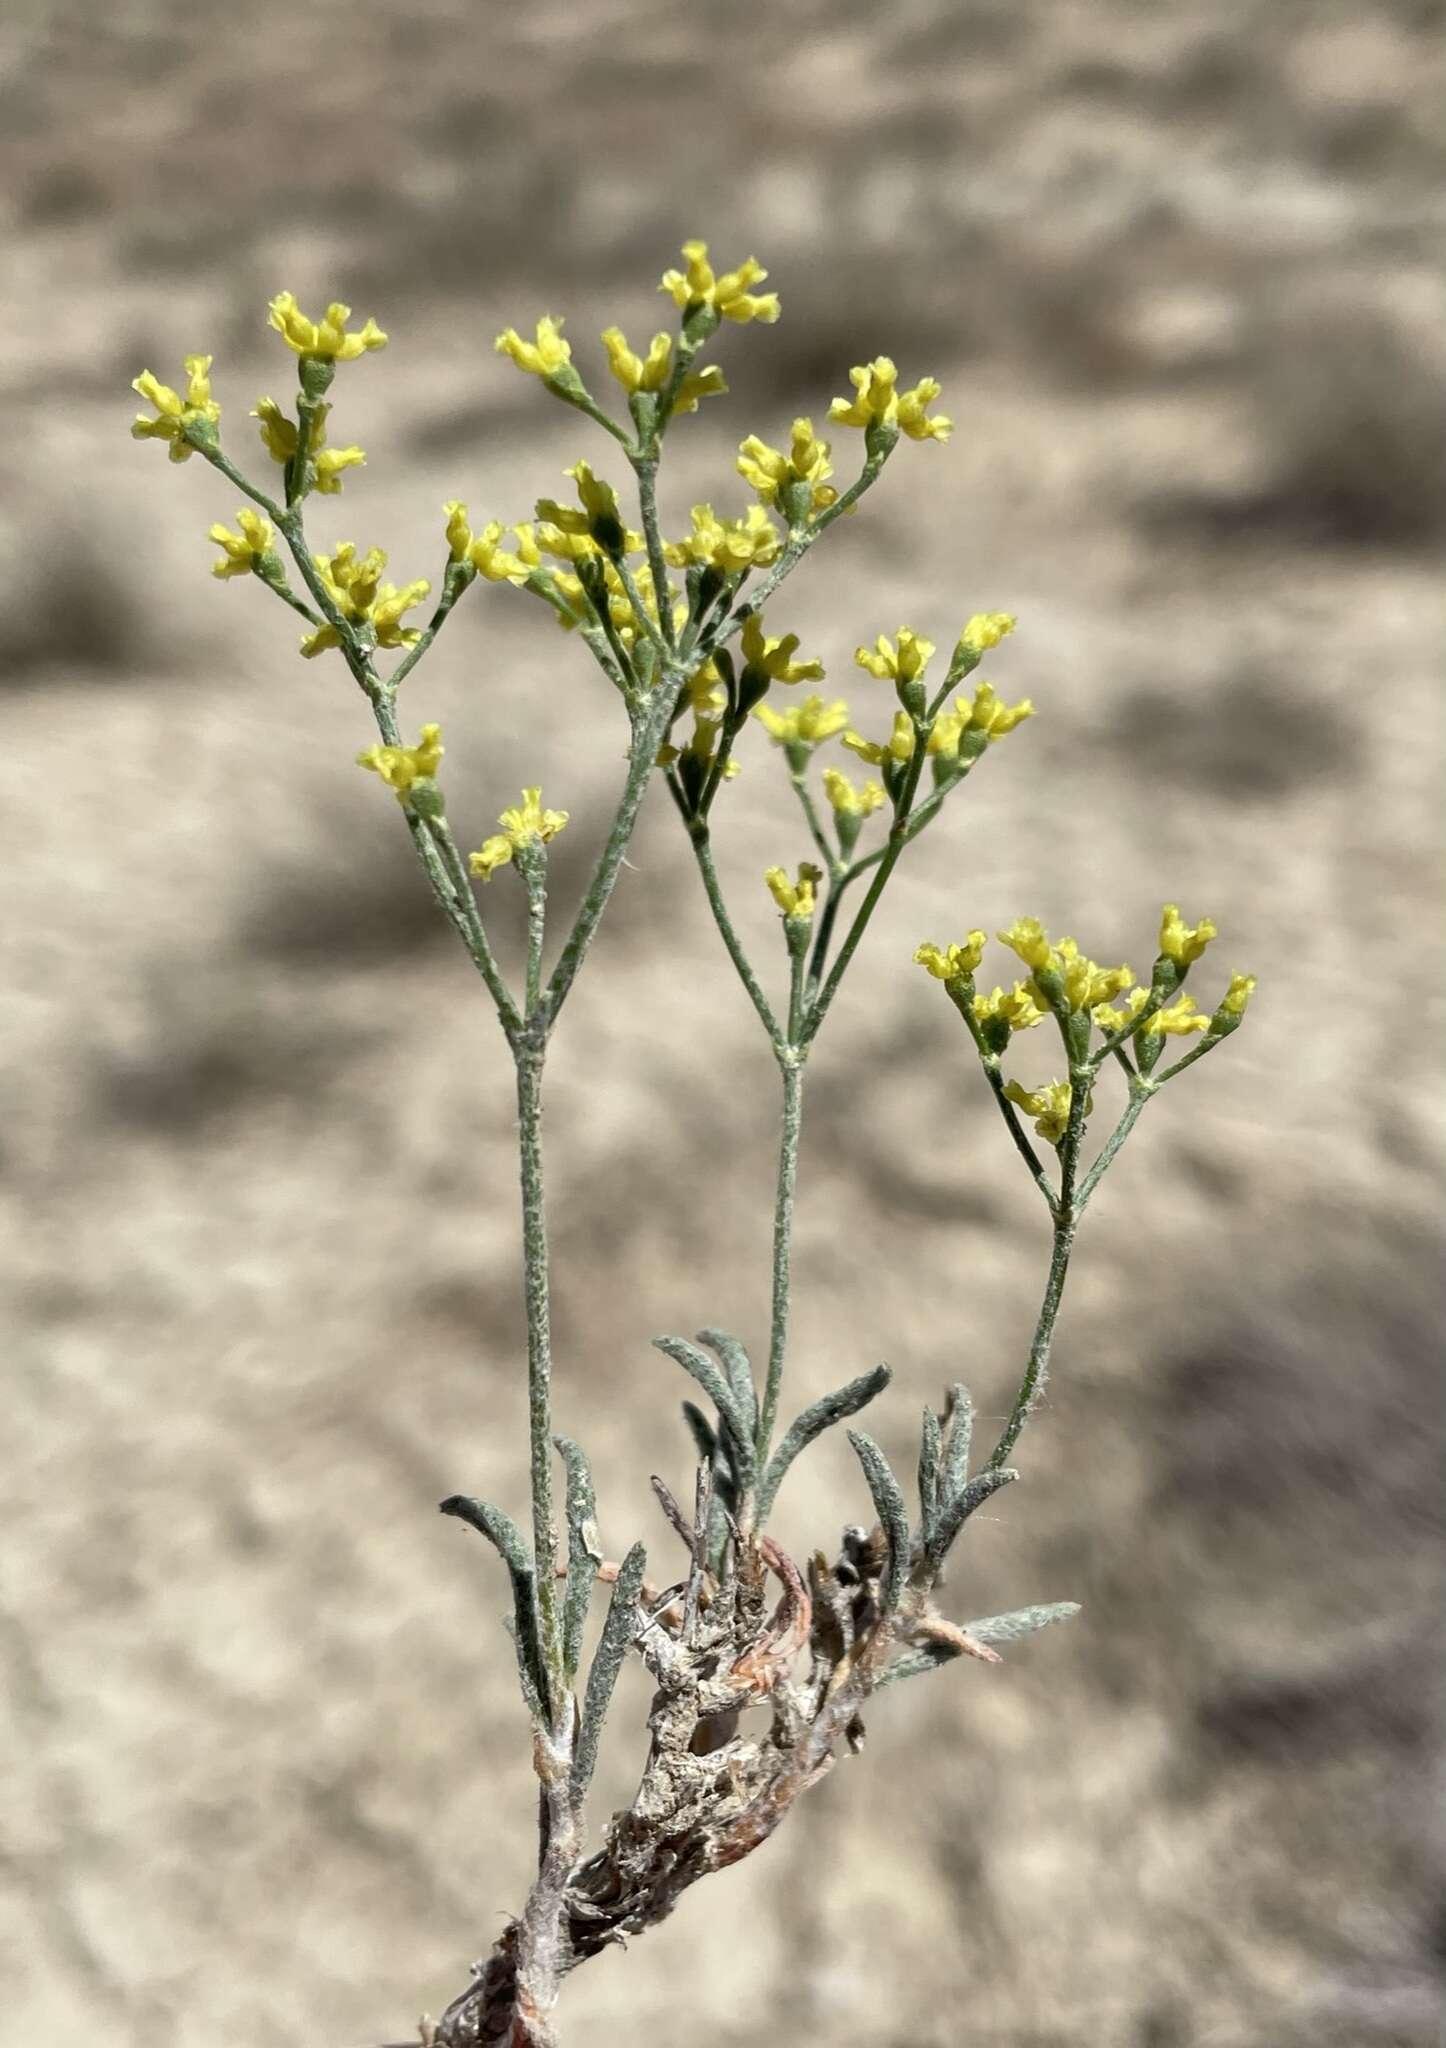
659,240,781,325
1145,993,1209,1036
208,508,274,579
965,681,1034,741
131,354,221,462
998,920,1133,1012
855,628,936,686
755,694,851,747
268,293,386,361
356,722,444,800
842,709,915,767
1159,903,1218,966
740,613,824,687
1003,1079,1088,1146
764,863,820,918
958,612,1016,656
821,766,886,816
535,460,628,552
1091,987,1151,1036
997,917,1054,973
600,326,672,394
469,789,570,881
914,933,986,982
300,541,430,657
495,314,573,380
1221,972,1255,1015
443,502,535,585
672,364,729,414
973,983,1046,1035
664,503,781,573
252,397,366,494
829,358,951,441
737,419,838,515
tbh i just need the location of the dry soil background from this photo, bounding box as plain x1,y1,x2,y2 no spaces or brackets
3,2,1445,2045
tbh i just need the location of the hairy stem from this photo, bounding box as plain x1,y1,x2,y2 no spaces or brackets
686,825,784,1047
516,1046,563,1716
758,1052,805,1459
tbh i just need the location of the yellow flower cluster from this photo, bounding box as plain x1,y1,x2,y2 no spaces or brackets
1159,903,1218,965
764,864,820,919
659,241,780,325
664,503,781,574
842,709,916,768
973,983,1045,1036
1003,1078,1087,1146
829,358,951,442
269,294,386,361
914,933,986,982
1093,988,1208,1038
301,542,431,658
855,628,935,686
755,695,850,748
931,681,1036,757
357,723,444,800
821,766,886,817
209,508,274,580
444,503,538,585
737,419,837,517
131,355,221,462
957,612,1016,657
253,397,365,495
997,920,1134,1014
496,315,573,380
599,326,727,414
534,460,632,555
1220,972,1255,1016
470,789,570,882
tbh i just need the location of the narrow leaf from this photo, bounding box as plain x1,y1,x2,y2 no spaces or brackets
940,1383,973,1505
846,1430,911,1614
652,1335,755,1489
917,1404,942,1546
440,1494,549,1719
573,1539,646,1803
553,1435,602,1683
961,1601,1081,1645
680,1400,717,1464
696,1327,759,1439
924,1465,1017,1577
759,1363,892,1518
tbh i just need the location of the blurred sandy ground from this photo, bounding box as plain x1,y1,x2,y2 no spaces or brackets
3,1,1445,2043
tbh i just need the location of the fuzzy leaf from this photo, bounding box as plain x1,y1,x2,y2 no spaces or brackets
573,1539,646,1803
760,1363,892,1518
440,1494,549,1719
924,1464,1017,1578
696,1327,758,1439
917,1403,943,1546
962,1601,1081,1645
940,1383,973,1505
680,1400,717,1463
553,1435,602,1683
653,1335,756,1491
846,1430,911,1613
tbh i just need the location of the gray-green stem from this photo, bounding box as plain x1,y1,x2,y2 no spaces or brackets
758,1050,806,1461
515,1044,564,1718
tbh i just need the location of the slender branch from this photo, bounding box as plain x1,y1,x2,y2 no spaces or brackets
987,1209,1075,1471
685,826,784,1047
522,853,548,1019
1077,1079,1155,1211
789,770,838,874
631,457,677,652
199,444,286,521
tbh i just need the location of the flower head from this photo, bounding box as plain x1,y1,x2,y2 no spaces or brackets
443,502,536,585
252,397,365,494
1003,1078,1088,1147
469,787,570,882
208,508,274,580
821,766,886,816
737,419,837,516
855,628,935,686
1159,903,1218,967
300,541,430,657
131,354,221,462
535,460,629,555
998,920,1133,1013
755,695,851,748
600,326,672,395
764,863,820,919
740,613,824,689
1220,972,1256,1017
973,983,1046,1036
829,358,950,441
659,240,780,325
664,503,781,574
914,933,987,983
957,612,1016,657
356,723,444,801
268,294,386,361
496,315,574,381
841,709,916,768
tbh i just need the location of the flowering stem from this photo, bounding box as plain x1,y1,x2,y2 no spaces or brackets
789,770,839,876
759,1051,806,1459
515,1043,563,1718
1077,1079,1154,1211
385,580,465,695
522,854,548,1019
199,445,285,522
987,1209,1075,1471
631,457,676,652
